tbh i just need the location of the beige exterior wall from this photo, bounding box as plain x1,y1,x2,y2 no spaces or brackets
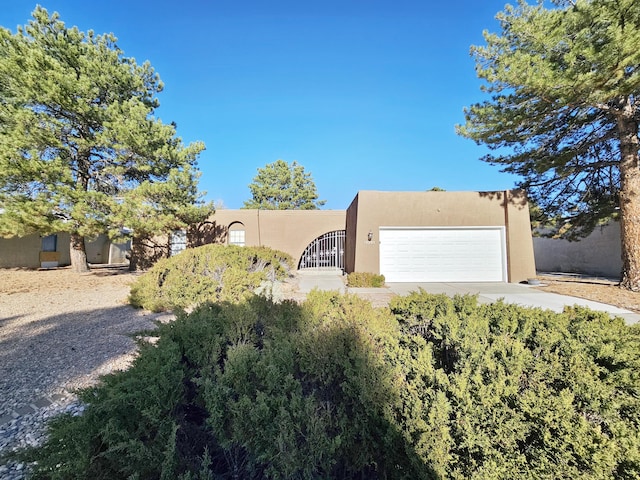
84,235,130,264
504,190,537,283
0,234,44,268
197,190,535,282
0,233,130,269
108,240,132,264
344,195,359,273
345,190,536,283
0,232,71,269
1,191,535,281
85,235,111,264
195,210,347,266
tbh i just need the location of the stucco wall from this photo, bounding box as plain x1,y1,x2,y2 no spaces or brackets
200,191,536,282
0,232,71,268
533,222,622,278
197,210,347,265
0,233,130,269
0,234,44,268
345,190,536,283
504,190,537,283
108,240,132,264
85,235,111,264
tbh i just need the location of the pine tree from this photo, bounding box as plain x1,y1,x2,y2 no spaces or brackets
0,7,210,272
243,160,326,210
457,0,640,289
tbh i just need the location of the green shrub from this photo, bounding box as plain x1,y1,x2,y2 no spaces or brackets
19,336,188,480
346,271,385,287
128,244,294,311
389,291,640,479
19,291,640,479
21,294,423,479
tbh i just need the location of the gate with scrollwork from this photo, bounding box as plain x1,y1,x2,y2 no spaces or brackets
298,230,345,270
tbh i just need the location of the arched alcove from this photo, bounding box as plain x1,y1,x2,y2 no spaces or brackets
298,230,345,270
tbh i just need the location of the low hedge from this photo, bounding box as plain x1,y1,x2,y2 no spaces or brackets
18,291,640,479
128,244,294,311
346,271,385,287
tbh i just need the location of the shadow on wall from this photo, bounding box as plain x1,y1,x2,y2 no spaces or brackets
128,222,228,271
189,221,227,247
478,189,529,208
129,237,170,271
533,221,622,278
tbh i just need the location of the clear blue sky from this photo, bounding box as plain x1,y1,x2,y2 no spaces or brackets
1,1,518,210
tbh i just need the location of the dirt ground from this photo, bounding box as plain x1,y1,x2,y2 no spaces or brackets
534,273,640,313
0,265,139,296
2,267,640,313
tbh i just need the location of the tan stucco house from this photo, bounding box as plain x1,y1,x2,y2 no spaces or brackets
0,190,536,282
189,190,535,283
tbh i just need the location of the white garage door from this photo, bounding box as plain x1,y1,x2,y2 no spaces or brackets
379,227,507,282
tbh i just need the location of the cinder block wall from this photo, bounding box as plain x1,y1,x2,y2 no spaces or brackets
533,222,622,278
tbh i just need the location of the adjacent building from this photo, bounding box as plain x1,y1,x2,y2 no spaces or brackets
0,232,130,269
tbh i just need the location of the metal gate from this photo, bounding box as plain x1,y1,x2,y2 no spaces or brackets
298,230,345,270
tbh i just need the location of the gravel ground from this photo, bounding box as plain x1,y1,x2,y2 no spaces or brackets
0,267,172,480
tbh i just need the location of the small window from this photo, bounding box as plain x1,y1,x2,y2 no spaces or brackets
229,229,245,247
41,234,57,252
170,230,187,256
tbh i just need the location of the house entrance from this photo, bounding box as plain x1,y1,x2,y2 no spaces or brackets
298,230,345,270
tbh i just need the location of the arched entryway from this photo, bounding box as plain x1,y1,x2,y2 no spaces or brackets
298,230,345,270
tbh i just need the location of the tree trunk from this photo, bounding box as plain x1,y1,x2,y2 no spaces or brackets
128,235,143,271
70,233,90,273
69,149,91,274
616,98,640,291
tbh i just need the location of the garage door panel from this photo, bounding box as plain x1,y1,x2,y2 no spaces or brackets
379,227,506,282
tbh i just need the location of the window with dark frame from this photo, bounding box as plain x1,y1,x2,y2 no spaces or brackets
41,234,57,252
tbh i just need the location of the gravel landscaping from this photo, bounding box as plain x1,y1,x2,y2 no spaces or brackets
0,267,172,479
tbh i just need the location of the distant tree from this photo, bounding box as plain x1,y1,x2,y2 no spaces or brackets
428,186,446,191
213,199,227,210
243,160,326,210
457,0,640,290
0,7,211,272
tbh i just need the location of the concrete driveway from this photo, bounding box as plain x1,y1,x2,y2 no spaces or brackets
296,269,346,294
295,271,639,325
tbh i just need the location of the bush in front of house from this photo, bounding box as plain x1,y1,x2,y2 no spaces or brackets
20,293,422,479
18,291,640,479
346,271,385,287
128,244,294,311
388,290,640,479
